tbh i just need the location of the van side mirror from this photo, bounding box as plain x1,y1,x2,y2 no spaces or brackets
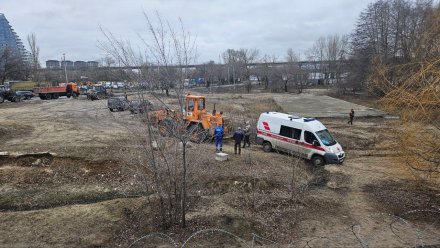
313,140,320,147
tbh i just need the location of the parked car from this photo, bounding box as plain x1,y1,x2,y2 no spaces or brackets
107,96,129,112
129,99,153,114
0,86,23,103
15,91,34,100
86,87,108,101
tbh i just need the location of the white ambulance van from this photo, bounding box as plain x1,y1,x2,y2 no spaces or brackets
256,112,345,166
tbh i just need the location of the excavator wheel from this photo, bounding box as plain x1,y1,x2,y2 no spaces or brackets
158,117,176,136
188,123,208,143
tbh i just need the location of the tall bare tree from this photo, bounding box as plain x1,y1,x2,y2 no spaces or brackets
325,34,349,87
100,11,197,229
367,1,439,180
283,48,302,93
350,0,433,94
307,36,326,85
0,47,27,84
27,32,41,82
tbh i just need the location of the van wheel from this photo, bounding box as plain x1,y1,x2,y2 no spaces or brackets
311,155,325,166
262,142,272,152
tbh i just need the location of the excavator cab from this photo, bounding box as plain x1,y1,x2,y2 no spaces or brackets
185,95,206,121
156,93,230,143
184,93,227,137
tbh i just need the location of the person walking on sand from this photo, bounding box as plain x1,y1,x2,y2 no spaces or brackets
214,124,224,152
347,109,354,125
233,127,244,155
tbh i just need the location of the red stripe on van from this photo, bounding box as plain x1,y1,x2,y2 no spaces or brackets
257,130,325,152
262,121,270,131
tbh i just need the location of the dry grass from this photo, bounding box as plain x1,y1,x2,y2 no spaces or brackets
1,92,440,247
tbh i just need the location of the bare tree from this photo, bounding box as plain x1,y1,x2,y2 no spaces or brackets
350,0,434,94
99,11,197,229
325,34,349,88
220,48,259,92
368,2,439,180
255,54,278,90
0,47,27,84
239,48,259,93
199,60,220,90
222,49,241,86
283,48,302,93
27,32,41,82
307,36,326,85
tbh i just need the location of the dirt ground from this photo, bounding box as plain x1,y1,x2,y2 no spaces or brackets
0,91,439,247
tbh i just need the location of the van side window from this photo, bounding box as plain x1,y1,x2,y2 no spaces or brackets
280,125,301,140
280,125,292,138
304,131,318,145
292,128,301,140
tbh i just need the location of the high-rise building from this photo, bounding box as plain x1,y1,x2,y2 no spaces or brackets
87,61,98,68
61,60,74,70
0,13,28,60
46,60,61,69
74,61,87,70
45,59,99,70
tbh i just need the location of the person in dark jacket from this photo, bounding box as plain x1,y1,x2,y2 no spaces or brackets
242,121,251,148
233,127,244,155
214,124,224,152
347,109,354,125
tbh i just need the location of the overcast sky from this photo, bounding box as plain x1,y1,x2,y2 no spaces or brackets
2,0,375,65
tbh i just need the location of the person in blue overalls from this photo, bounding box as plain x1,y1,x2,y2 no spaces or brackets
214,124,224,152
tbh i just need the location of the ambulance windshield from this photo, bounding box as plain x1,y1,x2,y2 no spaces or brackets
316,129,336,146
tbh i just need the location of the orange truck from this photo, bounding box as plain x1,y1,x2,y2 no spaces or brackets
34,83,80,100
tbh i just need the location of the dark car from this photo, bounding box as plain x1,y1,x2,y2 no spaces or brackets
0,87,24,103
129,99,153,114
86,87,108,101
107,96,129,112
15,91,34,100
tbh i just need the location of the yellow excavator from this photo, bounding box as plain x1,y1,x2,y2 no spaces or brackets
155,93,232,142
183,94,232,142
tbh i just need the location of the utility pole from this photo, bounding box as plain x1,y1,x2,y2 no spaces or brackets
63,53,68,83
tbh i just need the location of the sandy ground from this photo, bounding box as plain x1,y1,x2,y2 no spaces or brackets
0,92,439,247
273,94,387,118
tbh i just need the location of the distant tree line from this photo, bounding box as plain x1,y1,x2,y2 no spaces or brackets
2,0,438,100
360,0,440,179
